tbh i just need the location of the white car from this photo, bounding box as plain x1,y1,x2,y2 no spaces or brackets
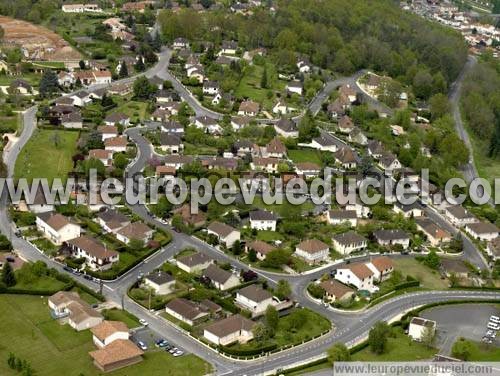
486,330,496,338
139,319,148,326
487,322,500,330
137,341,148,351
173,350,184,357
490,315,500,324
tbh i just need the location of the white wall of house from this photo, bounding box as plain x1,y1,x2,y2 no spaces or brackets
235,294,273,315
143,279,175,295
36,219,81,245
332,239,367,255
249,219,276,231
204,329,253,346
334,268,374,291
93,331,129,348
164,307,195,326
69,316,103,331
294,248,329,264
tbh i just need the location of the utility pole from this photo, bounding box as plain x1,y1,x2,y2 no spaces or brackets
121,294,124,311
99,279,103,295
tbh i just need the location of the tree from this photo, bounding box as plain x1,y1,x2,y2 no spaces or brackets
0,25,4,41
452,338,474,360
83,158,106,177
113,153,129,169
327,343,351,364
1,262,16,287
275,279,291,300
260,65,268,89
0,234,12,251
368,321,390,354
150,196,173,219
231,240,242,255
79,60,86,70
422,250,441,270
252,322,270,343
429,93,450,120
265,305,279,335
118,61,128,78
39,69,59,97
262,249,289,269
85,131,104,150
134,56,145,72
128,238,145,253
133,76,157,99
285,309,307,331
248,249,257,262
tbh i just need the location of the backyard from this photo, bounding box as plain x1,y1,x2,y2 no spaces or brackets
15,129,79,183
392,258,449,290
287,149,323,165
0,295,212,376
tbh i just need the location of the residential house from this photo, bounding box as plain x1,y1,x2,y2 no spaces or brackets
203,81,219,95
195,116,222,134
340,200,372,219
272,100,291,115
162,120,184,134
327,99,345,119
187,65,204,82
48,291,103,331
408,317,436,342
486,238,500,261
327,210,357,227
104,112,130,127
378,153,402,172
89,340,143,373
366,256,394,282
445,205,478,227
265,137,287,158
246,240,275,261
62,3,102,12
415,218,451,246
465,222,498,241
221,40,238,55
238,100,260,116
338,116,354,134
249,210,277,231
441,258,469,279
143,270,175,295
348,128,368,145
297,59,311,73
339,84,357,103
148,75,164,90
91,321,129,348
235,284,274,316
295,162,321,178
334,263,375,292
233,139,255,156
172,204,206,228
373,229,410,249
104,136,128,153
29,187,55,213
116,222,154,245
294,239,330,264
332,231,367,255
96,208,130,233
164,155,194,170
97,126,118,141
159,133,183,153
70,91,92,107
393,202,424,218
203,314,255,346
36,212,81,245
286,81,303,96
335,147,358,169
274,118,298,138
367,140,385,159
251,157,280,173
66,236,119,270
165,298,209,326
231,116,251,131
155,165,176,179
61,111,83,129
320,279,355,302
207,221,240,247
176,252,213,274
310,135,339,153
202,264,240,290
9,79,32,94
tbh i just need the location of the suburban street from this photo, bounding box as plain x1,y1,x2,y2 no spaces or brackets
0,44,498,375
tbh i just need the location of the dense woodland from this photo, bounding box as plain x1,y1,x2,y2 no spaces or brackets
462,54,500,160
159,0,468,99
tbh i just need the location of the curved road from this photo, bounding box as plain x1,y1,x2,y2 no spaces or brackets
0,50,498,375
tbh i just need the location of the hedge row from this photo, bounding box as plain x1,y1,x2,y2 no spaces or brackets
394,280,420,290
220,343,278,356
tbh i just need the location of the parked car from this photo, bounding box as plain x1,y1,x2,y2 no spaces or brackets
63,266,73,273
83,274,92,280
173,350,184,357
486,330,496,338
139,319,148,326
490,315,500,324
487,322,500,330
137,341,148,351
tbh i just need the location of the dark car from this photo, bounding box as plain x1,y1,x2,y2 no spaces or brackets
63,266,73,273
83,274,92,280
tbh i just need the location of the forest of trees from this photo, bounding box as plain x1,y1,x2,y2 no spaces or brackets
159,0,468,98
462,54,500,159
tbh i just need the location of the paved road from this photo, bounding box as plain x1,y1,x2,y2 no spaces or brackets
448,55,493,205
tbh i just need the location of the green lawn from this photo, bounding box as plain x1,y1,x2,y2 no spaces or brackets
0,115,20,134
11,274,67,292
469,130,500,186
288,149,323,165
102,309,140,329
0,295,212,376
352,327,437,361
393,258,449,289
114,99,149,124
15,129,79,183
256,230,285,242
454,338,500,361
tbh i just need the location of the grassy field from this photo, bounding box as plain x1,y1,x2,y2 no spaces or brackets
114,98,149,124
0,295,212,376
15,129,79,183
393,258,449,289
235,62,285,111
352,327,437,361
288,149,323,165
469,131,500,186
0,115,20,134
